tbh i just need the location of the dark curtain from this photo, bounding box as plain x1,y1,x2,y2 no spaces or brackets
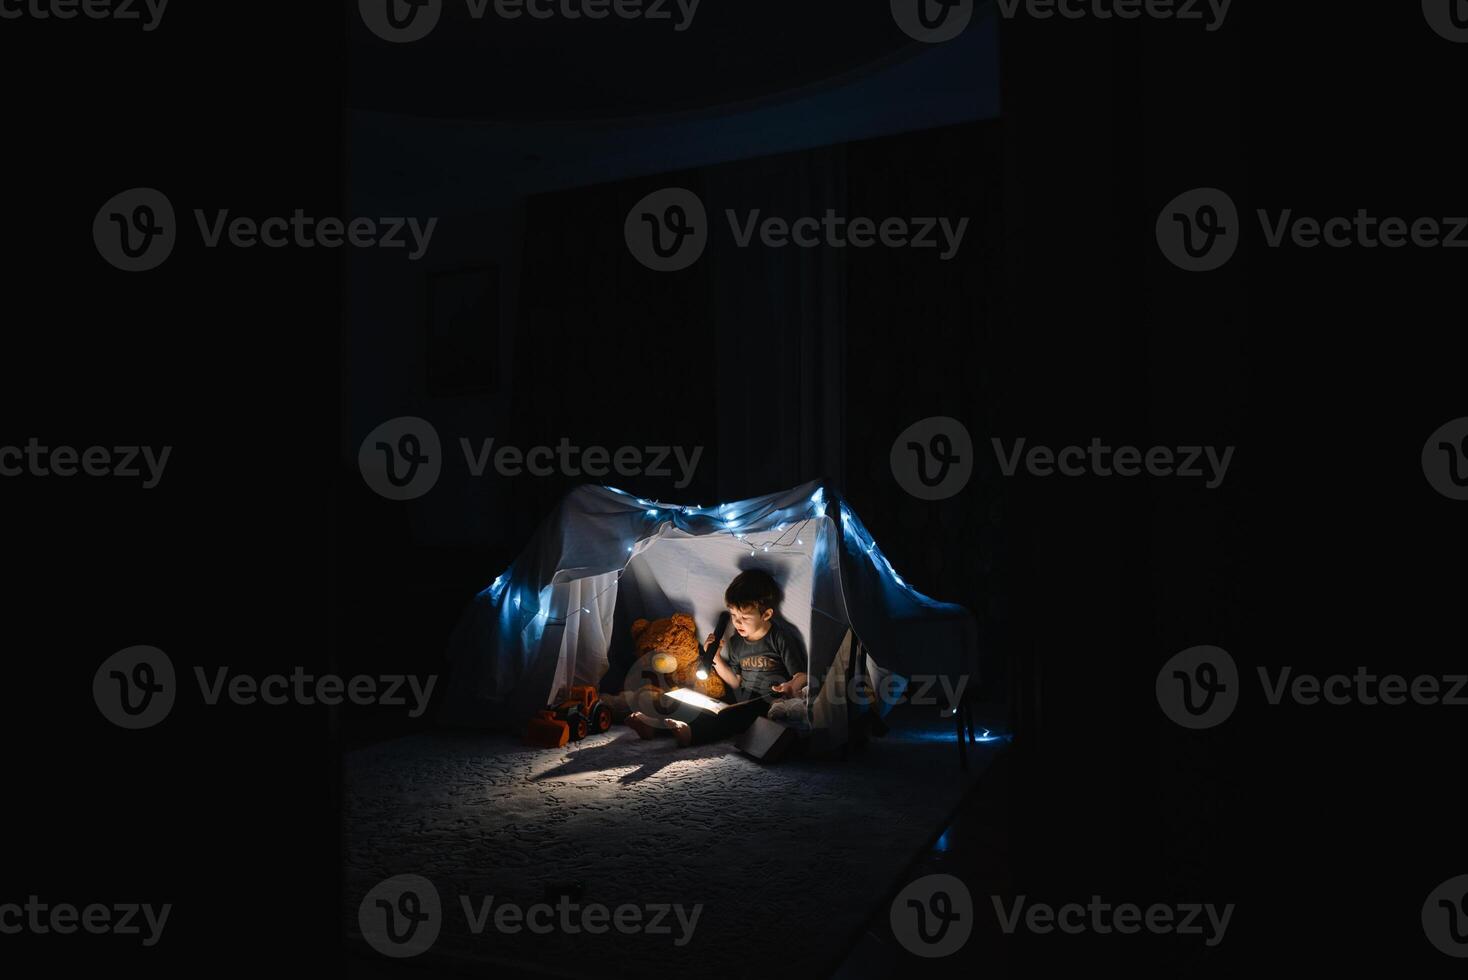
704,145,849,500
840,121,1008,702
515,145,854,511
514,120,1006,699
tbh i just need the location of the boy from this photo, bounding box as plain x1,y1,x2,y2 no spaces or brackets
625,569,809,744
707,569,808,709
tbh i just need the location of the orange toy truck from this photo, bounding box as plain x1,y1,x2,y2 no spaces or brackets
524,685,613,747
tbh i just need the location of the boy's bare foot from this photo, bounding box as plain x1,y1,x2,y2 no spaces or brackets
670,719,694,748
626,712,659,739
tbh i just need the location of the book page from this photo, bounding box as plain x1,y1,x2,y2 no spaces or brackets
662,687,729,714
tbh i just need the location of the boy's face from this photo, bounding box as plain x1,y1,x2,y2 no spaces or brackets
728,602,773,639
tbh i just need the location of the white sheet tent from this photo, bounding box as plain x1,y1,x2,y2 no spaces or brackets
438,480,979,749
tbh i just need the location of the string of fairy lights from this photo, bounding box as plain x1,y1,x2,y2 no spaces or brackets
484,486,917,629
488,490,830,627
474,486,962,729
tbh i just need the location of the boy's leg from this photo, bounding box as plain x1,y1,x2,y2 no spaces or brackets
639,696,773,747
626,711,676,739
684,697,769,745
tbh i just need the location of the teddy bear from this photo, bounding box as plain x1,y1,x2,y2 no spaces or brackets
602,612,725,721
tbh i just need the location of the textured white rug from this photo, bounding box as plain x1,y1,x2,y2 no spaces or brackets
343,719,1001,976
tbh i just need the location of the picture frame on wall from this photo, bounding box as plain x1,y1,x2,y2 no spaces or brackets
427,265,500,396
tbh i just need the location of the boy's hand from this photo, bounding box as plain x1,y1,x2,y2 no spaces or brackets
771,673,808,697
705,633,722,657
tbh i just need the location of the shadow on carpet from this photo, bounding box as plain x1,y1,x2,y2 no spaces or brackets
343,717,1002,977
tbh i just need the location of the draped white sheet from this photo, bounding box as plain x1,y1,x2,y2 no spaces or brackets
439,480,978,733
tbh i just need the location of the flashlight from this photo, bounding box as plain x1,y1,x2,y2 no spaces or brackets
697,611,730,682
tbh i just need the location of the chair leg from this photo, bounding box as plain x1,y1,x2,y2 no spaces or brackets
955,704,968,770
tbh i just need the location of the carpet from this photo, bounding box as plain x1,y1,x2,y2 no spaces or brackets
343,717,1002,977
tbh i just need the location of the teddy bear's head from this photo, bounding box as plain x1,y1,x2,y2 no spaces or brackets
627,612,725,699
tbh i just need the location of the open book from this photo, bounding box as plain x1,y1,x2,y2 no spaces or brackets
657,687,769,739
661,686,739,714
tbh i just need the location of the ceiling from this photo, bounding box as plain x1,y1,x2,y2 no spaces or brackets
347,2,1000,215
350,0,992,122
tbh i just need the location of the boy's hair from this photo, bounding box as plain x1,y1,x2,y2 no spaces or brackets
725,569,782,612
